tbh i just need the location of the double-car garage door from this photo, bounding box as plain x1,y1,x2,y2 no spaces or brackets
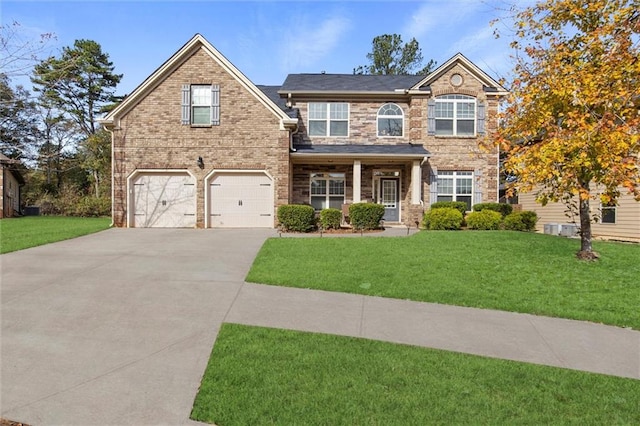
131,171,273,228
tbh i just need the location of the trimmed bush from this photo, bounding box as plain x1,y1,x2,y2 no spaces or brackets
430,201,467,216
277,204,316,232
504,211,538,232
422,207,463,230
319,208,342,230
349,203,385,230
473,202,513,217
465,209,502,230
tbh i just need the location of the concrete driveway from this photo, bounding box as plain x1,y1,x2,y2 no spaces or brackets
2,228,638,425
1,228,273,426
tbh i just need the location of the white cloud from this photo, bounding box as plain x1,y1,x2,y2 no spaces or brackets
403,0,484,40
449,26,495,55
282,14,351,71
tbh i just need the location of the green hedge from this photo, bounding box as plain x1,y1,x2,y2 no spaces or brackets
349,203,385,230
423,207,463,230
74,196,111,217
319,208,342,230
503,211,538,232
277,204,316,232
466,209,502,230
430,201,468,216
473,202,513,217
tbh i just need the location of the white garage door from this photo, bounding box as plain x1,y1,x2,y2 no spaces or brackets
209,172,274,228
132,173,196,228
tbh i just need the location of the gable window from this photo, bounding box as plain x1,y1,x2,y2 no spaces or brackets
377,103,404,137
601,201,616,224
308,103,348,137
437,170,473,211
432,95,477,136
181,84,220,126
310,172,345,210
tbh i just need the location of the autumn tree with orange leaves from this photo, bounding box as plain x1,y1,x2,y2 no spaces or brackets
493,0,640,260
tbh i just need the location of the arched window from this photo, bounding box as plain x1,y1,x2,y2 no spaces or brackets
377,103,404,137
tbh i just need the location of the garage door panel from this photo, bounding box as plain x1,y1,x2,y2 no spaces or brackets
132,173,196,228
209,172,273,228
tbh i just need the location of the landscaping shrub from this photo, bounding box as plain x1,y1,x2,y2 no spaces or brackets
74,196,111,217
430,201,467,216
319,208,342,230
473,202,513,217
277,204,316,232
504,211,538,232
349,203,385,230
422,207,463,230
466,209,502,230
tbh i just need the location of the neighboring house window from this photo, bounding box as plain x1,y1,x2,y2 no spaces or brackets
308,103,349,137
310,172,345,210
433,95,477,136
601,201,616,224
181,84,220,126
437,171,473,211
377,103,404,137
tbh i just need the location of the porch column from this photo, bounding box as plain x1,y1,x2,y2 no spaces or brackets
353,160,361,203
411,160,421,204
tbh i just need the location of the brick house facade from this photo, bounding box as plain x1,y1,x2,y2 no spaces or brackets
101,34,507,228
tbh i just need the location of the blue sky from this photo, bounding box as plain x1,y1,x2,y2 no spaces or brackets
3,0,520,96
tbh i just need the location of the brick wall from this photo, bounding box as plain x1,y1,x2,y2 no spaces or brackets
111,48,290,227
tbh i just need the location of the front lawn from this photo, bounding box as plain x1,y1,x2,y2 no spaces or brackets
191,324,640,425
247,231,640,329
0,216,111,254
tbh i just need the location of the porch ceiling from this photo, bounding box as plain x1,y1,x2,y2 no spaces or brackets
290,144,430,164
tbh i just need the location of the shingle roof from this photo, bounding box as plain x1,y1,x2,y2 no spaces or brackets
256,85,298,118
292,143,430,157
279,74,425,92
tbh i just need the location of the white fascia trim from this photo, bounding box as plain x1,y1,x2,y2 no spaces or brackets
412,53,508,94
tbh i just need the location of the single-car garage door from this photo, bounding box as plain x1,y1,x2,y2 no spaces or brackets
132,172,196,228
209,172,274,228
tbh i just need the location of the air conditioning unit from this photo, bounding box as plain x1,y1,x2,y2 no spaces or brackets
559,224,579,238
543,223,559,235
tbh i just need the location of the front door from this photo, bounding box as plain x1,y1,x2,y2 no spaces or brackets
380,178,399,222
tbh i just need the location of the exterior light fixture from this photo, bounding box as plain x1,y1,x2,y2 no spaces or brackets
197,156,204,169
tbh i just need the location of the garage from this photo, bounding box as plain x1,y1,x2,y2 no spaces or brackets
131,172,196,228
208,172,274,228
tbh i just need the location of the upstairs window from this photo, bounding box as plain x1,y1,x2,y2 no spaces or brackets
428,95,484,137
181,84,220,126
308,103,349,137
377,103,404,137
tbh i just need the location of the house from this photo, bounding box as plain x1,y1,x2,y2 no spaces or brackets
100,34,507,228
0,153,24,219
519,191,640,242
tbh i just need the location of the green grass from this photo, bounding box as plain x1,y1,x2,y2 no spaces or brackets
0,216,111,253
191,324,640,425
247,231,640,329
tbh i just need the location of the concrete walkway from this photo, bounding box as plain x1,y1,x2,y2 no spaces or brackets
1,228,638,425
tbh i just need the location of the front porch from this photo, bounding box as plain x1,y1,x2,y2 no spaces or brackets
289,144,430,226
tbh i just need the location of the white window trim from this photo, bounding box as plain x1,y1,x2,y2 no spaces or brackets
308,102,349,137
377,103,404,137
191,84,212,126
435,95,476,137
436,170,474,211
309,172,346,210
600,202,617,224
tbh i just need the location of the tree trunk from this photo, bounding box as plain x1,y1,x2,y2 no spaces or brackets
577,197,599,260
94,169,100,198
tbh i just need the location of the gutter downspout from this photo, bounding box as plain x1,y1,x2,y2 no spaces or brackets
102,123,115,227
